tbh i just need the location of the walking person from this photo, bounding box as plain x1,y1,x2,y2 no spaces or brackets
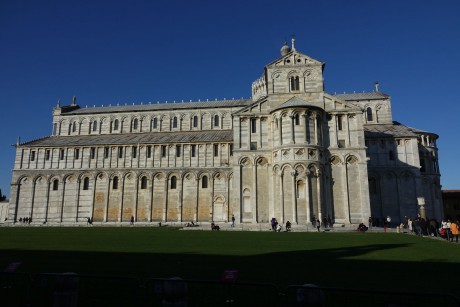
316,218,321,232
231,214,235,227
450,220,459,243
130,215,134,225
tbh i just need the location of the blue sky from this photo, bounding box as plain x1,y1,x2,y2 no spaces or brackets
1,0,459,197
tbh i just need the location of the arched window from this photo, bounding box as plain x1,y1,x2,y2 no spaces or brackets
52,179,59,191
141,176,147,189
366,107,373,121
172,116,178,128
294,114,300,125
193,115,198,128
113,176,119,190
152,118,158,129
290,76,300,91
72,122,77,132
214,115,219,128
83,177,90,190
133,118,139,130
92,120,98,132
170,176,177,189
202,176,208,189
113,119,119,130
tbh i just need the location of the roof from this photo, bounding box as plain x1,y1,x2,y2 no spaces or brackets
273,97,311,110
20,130,234,147
333,92,389,101
363,122,419,138
61,99,251,115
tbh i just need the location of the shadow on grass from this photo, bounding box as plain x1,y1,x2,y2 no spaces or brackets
1,242,459,306
1,243,457,292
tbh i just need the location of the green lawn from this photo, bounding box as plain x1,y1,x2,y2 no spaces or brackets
1,227,459,305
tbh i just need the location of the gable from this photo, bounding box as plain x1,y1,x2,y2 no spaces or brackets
266,50,323,69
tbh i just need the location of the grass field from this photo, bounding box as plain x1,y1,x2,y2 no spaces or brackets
1,227,459,305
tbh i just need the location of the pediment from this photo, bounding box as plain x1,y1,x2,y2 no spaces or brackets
324,93,361,112
266,50,323,68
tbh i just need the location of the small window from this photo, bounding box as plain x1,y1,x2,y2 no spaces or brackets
104,147,109,159
72,122,77,132
389,150,395,161
113,176,119,190
250,142,257,150
229,144,233,156
30,151,36,161
193,116,198,128
147,145,152,158
45,150,50,161
113,119,119,130
366,107,373,121
60,149,65,160
83,177,90,190
90,147,96,159
141,176,147,189
191,144,196,157
52,179,59,191
172,117,178,128
133,118,139,130
118,147,123,158
295,114,300,126
214,115,220,128
53,123,58,135
152,118,158,129
75,148,80,160
161,145,167,157
251,118,257,133
202,176,208,189
213,144,219,157
92,120,98,132
337,115,343,131
170,176,177,189
176,145,181,157
132,146,137,158
290,76,300,91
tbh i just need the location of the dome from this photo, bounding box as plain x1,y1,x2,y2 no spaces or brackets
280,42,291,56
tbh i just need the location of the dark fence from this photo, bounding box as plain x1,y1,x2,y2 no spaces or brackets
2,272,459,306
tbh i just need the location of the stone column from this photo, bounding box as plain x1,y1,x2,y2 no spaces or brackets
59,179,66,222
305,171,311,224
252,161,258,223
314,114,318,145
280,172,284,224
149,175,154,222
316,169,322,223
118,177,125,222
134,175,139,222
303,114,308,144
291,171,298,224
279,116,283,145
269,170,276,221
163,177,168,222
195,177,199,222
105,178,111,222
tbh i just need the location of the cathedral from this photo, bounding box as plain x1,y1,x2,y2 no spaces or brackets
8,40,443,226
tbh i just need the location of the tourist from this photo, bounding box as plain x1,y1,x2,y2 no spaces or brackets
316,218,321,232
130,216,134,225
231,214,235,227
450,220,459,243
